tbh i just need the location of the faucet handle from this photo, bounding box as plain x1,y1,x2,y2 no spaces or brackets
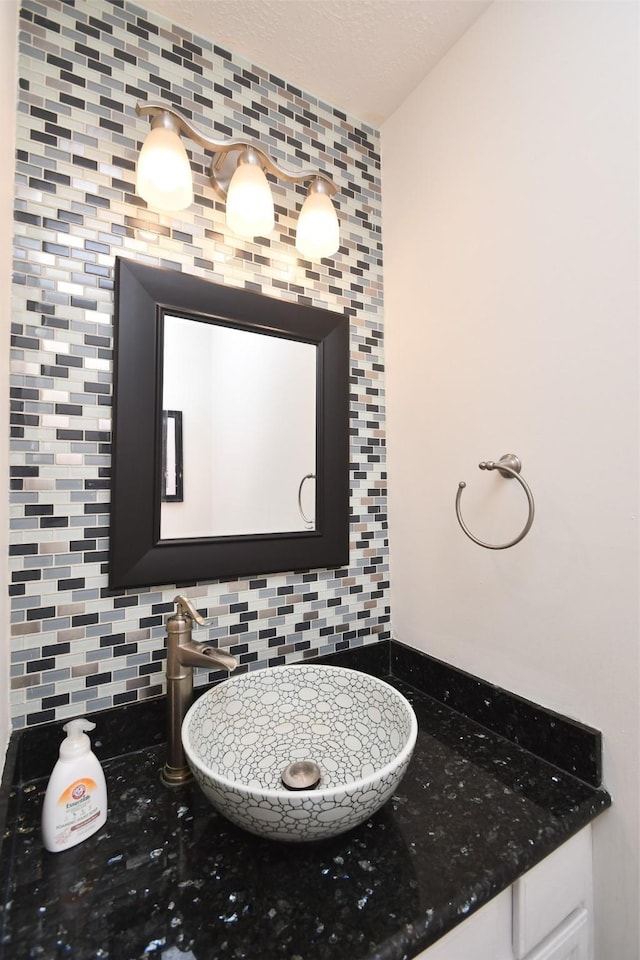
173,595,207,625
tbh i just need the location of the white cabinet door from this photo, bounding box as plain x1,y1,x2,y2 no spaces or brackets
411,827,593,960
512,829,592,959
414,888,513,960
523,909,589,960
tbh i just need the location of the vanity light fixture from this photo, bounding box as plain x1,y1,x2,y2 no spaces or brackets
135,101,340,258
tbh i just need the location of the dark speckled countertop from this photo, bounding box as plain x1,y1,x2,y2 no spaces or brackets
0,643,611,960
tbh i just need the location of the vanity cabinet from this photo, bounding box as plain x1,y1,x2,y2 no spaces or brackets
416,827,592,960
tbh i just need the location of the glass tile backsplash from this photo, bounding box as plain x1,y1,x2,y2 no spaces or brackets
10,0,387,728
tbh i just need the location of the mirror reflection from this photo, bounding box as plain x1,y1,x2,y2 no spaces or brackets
160,315,317,539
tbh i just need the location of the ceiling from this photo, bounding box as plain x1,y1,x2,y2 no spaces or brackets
141,0,492,125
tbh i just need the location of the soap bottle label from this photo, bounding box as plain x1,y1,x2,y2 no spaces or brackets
50,777,102,847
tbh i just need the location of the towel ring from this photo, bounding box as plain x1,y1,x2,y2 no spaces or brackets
297,473,315,529
456,454,535,550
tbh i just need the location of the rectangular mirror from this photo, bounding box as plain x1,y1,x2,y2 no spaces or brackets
109,258,349,590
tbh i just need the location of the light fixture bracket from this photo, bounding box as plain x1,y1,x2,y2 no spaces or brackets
135,101,337,201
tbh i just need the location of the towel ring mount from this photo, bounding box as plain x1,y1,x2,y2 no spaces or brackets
456,454,535,550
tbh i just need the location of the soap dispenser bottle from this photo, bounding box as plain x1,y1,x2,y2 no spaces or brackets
41,718,108,852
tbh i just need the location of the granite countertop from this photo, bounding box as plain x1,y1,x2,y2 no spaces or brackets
0,659,611,960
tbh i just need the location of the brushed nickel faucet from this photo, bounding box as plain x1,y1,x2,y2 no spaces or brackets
162,594,238,786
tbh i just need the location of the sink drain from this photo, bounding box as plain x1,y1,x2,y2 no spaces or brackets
280,760,321,791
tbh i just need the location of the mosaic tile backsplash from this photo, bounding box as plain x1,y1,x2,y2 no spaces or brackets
10,0,387,728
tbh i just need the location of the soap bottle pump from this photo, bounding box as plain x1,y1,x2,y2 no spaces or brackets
41,718,108,852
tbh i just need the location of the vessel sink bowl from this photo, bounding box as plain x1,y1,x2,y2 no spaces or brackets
182,664,418,842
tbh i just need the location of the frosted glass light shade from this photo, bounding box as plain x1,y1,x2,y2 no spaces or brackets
136,126,193,211
296,188,339,259
226,161,275,238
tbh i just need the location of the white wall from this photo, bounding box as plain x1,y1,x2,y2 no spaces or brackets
382,2,639,958
0,1,19,777
207,329,316,535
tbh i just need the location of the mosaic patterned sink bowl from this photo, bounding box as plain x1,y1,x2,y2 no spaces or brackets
182,664,418,842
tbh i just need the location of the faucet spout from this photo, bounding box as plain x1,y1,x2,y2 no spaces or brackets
162,595,238,787
179,639,238,672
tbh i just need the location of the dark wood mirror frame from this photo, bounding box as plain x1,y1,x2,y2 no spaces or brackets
109,258,349,590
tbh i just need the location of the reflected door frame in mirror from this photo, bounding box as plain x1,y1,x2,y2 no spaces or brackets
109,258,349,589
